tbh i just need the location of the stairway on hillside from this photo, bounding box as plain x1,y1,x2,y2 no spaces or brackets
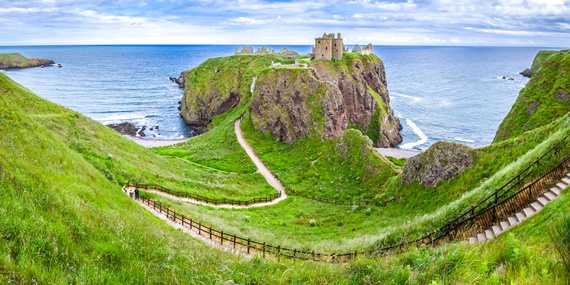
469,173,570,244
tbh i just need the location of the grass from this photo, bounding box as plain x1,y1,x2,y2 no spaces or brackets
494,50,570,143
2,49,570,283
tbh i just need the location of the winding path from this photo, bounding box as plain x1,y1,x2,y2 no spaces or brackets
129,118,287,209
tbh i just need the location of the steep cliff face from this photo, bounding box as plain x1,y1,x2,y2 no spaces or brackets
401,141,476,188
250,54,402,147
179,55,283,132
495,50,570,143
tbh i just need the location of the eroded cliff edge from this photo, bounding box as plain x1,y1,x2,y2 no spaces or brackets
179,53,402,147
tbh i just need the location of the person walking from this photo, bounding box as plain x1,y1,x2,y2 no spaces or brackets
134,188,139,200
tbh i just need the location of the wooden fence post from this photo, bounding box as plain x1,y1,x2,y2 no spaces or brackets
277,245,281,262
233,234,237,249
247,239,251,254
263,242,266,258
221,231,224,245
189,219,192,230
209,227,212,240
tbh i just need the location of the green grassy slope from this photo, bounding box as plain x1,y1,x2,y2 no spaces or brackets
2,49,570,283
495,50,570,143
520,50,563,77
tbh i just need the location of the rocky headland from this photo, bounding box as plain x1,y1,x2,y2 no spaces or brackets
519,50,566,78
0,53,54,69
178,53,402,147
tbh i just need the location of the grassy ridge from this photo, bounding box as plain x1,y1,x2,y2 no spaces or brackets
495,50,570,143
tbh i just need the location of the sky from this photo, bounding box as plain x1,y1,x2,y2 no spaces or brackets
1,0,569,46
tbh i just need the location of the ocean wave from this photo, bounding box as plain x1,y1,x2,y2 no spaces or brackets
97,113,146,122
455,137,475,143
392,92,423,103
399,119,428,149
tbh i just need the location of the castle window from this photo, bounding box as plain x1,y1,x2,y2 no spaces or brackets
325,46,328,50
318,41,321,44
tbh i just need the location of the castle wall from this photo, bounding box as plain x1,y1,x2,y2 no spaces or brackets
332,38,344,60
314,38,332,61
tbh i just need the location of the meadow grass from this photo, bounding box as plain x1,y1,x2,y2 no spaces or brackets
2,49,570,283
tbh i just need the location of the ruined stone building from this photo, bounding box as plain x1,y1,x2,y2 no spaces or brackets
235,46,275,55
313,33,344,61
352,43,373,55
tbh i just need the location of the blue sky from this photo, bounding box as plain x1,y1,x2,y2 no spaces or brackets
1,0,569,46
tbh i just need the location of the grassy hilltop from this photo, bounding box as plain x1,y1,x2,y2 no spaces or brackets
0,53,54,69
1,48,570,284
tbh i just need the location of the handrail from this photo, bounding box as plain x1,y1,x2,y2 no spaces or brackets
128,181,280,206
133,129,569,261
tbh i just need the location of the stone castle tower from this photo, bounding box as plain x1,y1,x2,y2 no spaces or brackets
313,33,344,61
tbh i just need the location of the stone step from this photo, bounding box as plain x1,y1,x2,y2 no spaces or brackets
516,212,526,222
500,220,511,230
556,182,568,190
531,202,543,212
469,237,477,244
477,233,486,242
508,216,519,226
537,196,550,206
485,229,495,240
550,187,561,196
523,207,536,217
561,177,570,185
544,191,557,201
492,225,503,236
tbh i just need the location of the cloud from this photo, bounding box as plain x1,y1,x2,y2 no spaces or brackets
228,16,269,25
1,0,569,46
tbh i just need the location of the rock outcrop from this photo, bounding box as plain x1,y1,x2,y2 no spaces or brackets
401,141,476,187
169,70,188,88
0,53,54,69
250,54,402,147
106,122,145,137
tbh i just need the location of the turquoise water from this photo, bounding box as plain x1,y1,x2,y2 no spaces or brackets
0,45,544,149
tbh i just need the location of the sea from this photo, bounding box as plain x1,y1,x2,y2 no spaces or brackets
0,45,552,149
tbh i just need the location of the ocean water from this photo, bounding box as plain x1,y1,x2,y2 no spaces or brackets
0,45,545,149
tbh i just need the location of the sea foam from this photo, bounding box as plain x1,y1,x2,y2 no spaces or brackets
399,119,428,149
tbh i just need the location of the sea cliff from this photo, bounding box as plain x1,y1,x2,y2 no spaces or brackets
179,53,402,147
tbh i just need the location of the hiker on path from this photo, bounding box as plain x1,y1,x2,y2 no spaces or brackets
135,188,139,200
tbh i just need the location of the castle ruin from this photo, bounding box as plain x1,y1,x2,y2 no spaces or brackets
313,33,344,61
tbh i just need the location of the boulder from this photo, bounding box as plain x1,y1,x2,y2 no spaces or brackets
106,122,138,137
401,141,476,187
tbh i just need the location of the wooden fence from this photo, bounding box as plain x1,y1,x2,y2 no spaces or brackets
135,131,570,262
129,182,280,206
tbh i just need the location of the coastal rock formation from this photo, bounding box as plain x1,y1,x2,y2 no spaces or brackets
169,70,188,88
0,53,54,69
179,55,287,133
106,122,145,137
495,50,570,143
251,54,402,147
401,141,476,187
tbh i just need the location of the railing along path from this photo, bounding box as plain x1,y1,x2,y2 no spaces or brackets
132,124,570,262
